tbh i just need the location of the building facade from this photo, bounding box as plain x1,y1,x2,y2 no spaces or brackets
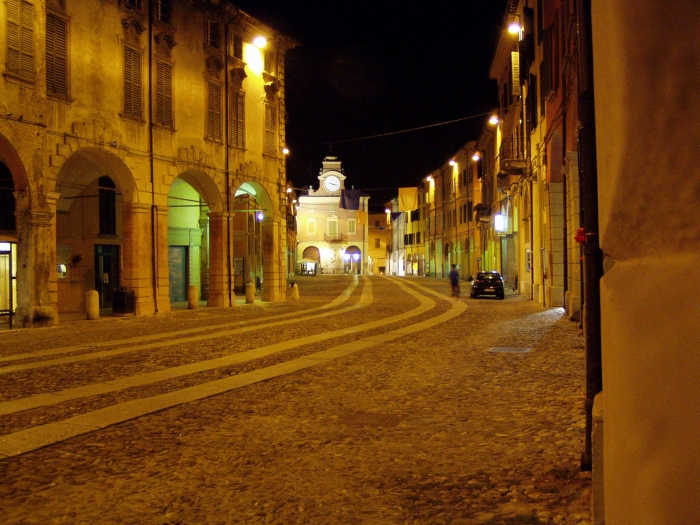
295,156,370,275
0,0,296,328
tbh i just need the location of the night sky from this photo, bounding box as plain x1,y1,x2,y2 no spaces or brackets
234,1,508,209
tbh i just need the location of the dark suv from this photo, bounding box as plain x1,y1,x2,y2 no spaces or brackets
470,271,505,299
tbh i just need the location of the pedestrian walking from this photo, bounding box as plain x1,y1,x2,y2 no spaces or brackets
449,264,460,299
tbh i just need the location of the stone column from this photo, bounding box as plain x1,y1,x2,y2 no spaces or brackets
262,217,285,302
155,206,171,314
207,212,230,307
121,202,155,316
13,191,56,328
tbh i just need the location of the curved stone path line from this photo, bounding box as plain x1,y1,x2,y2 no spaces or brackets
0,278,465,459
0,276,362,365
0,276,373,375
0,276,413,417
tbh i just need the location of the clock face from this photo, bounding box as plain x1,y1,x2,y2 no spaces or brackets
324,175,341,192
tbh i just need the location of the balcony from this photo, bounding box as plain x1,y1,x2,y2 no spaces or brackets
324,233,347,243
499,137,528,174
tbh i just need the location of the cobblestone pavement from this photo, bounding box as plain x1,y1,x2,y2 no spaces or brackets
0,275,591,525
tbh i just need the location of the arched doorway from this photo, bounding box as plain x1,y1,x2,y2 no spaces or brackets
345,245,362,275
55,148,137,314
167,170,224,307
0,162,17,328
232,181,275,299
299,245,320,275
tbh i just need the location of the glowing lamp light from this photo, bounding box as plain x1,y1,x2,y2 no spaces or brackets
352,253,360,261
495,213,506,232
257,212,264,221
426,175,433,182
385,208,391,214
508,22,521,35
286,187,292,193
253,36,267,49
244,43,264,75
472,152,482,162
343,253,350,262
282,147,290,155
489,115,500,125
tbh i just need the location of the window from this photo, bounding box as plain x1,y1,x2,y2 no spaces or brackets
232,34,243,60
99,177,116,236
155,0,172,23
0,163,16,231
264,102,277,155
206,80,222,141
46,12,68,97
123,46,142,120
375,238,381,249
374,220,380,228
207,20,220,48
6,0,34,82
327,219,338,237
348,219,356,235
155,61,173,127
230,91,245,148
264,48,276,75
125,0,140,7
307,218,316,235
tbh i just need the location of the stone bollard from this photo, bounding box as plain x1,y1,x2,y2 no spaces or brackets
86,290,99,320
245,282,255,304
289,282,300,300
187,285,198,309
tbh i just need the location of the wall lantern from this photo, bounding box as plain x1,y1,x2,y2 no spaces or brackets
257,212,264,221
282,147,290,155
426,175,433,182
472,152,482,162
253,36,267,49
352,253,360,261
343,253,350,262
449,159,456,166
494,213,506,232
489,115,500,125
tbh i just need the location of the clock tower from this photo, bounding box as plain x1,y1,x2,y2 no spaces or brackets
317,156,346,195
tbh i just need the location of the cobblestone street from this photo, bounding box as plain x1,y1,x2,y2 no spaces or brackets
0,275,591,525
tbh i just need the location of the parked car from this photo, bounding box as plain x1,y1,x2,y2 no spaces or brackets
470,271,505,299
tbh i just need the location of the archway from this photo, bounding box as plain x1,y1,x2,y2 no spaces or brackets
167,170,224,307
345,245,362,275
299,246,320,275
55,148,137,314
232,181,274,297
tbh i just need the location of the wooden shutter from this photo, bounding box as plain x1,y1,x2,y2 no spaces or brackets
264,102,276,155
156,61,173,127
7,0,34,81
230,91,245,148
46,12,68,96
511,51,521,96
207,81,222,141
123,46,142,119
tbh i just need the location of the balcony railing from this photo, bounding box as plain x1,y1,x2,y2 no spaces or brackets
499,137,528,173
324,233,346,243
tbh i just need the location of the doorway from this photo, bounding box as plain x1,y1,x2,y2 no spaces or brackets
168,246,188,302
94,245,120,308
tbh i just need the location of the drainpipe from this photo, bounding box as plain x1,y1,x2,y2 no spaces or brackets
577,0,603,472
224,8,240,306
148,0,158,313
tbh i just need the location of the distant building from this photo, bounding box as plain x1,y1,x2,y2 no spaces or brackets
295,157,370,275
367,213,388,275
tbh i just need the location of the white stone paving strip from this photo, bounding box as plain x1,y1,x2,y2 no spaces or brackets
0,275,361,364
0,277,369,375
0,277,465,458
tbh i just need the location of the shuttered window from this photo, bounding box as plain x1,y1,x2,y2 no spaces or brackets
510,51,521,96
6,0,34,82
155,61,173,127
230,91,245,149
206,81,222,141
123,46,142,120
46,12,68,96
264,102,276,156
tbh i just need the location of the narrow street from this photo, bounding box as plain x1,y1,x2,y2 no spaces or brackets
0,275,591,525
